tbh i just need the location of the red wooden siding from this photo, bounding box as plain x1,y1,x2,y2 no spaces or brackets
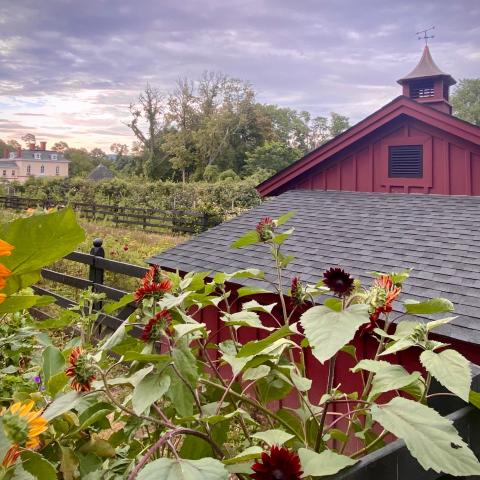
277,117,480,196
191,288,480,404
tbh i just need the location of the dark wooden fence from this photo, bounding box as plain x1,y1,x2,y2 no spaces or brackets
32,238,146,332
0,195,219,234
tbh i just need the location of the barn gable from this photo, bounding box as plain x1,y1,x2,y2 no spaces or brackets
257,97,480,197
258,46,480,197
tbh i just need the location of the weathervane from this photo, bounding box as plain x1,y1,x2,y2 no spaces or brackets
416,26,435,46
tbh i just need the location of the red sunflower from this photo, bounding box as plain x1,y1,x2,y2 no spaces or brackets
134,265,172,303
65,347,96,392
323,267,354,297
141,310,173,342
251,445,303,480
256,217,276,242
290,276,304,306
361,274,402,335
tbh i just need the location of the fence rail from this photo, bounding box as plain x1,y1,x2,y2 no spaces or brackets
32,238,146,332
0,195,219,234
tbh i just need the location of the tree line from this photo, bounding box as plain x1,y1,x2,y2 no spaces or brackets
126,72,351,182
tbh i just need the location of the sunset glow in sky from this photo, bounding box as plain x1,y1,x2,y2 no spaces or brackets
0,0,479,150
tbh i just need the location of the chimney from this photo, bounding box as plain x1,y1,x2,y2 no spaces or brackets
2,148,8,159
40,141,47,151
16,147,22,158
29,143,35,151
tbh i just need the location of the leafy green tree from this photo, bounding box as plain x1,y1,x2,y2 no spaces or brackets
21,133,35,147
451,79,480,126
89,148,107,164
0,139,10,156
244,141,301,175
128,72,350,181
192,73,258,174
110,143,129,160
218,169,239,181
329,112,350,136
52,141,69,153
128,84,170,179
65,148,95,177
255,104,310,150
203,164,220,182
6,139,20,150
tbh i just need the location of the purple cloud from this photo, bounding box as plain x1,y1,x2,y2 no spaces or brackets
0,0,478,148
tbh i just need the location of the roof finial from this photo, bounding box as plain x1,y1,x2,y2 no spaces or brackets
416,26,435,46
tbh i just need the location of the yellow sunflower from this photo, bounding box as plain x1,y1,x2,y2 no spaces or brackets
0,401,48,468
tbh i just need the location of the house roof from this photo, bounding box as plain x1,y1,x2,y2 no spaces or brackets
397,46,456,86
87,164,115,181
19,150,66,161
0,161,19,169
256,95,480,197
149,190,480,346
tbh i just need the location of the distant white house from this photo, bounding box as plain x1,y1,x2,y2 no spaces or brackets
0,142,69,183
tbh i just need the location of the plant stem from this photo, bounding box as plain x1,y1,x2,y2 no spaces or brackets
95,365,164,427
315,353,338,452
426,392,457,399
272,243,288,323
420,373,431,403
323,408,367,434
202,378,305,442
128,427,224,480
351,430,388,458
340,317,392,454
200,341,253,445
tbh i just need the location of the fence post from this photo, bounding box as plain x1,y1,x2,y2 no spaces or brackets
89,238,105,310
202,212,210,232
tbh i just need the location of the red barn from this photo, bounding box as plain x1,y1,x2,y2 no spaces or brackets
150,47,480,397
258,46,480,197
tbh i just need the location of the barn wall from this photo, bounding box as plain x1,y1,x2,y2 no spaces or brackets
184,283,480,452
287,117,480,195
192,289,480,406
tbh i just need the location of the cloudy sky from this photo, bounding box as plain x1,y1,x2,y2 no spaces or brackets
0,0,479,150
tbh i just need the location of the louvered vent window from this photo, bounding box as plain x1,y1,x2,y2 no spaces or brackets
388,145,423,178
410,80,435,98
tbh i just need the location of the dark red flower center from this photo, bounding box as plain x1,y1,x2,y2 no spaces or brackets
323,267,354,297
251,445,302,480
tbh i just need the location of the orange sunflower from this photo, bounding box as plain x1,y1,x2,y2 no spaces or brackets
65,347,96,392
0,401,48,468
0,239,13,304
360,274,402,335
0,240,14,257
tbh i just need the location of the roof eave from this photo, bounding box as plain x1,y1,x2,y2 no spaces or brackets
397,74,456,87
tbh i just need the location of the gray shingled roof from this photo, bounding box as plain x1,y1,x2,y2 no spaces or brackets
0,161,19,169
87,164,115,181
149,190,480,345
19,150,66,161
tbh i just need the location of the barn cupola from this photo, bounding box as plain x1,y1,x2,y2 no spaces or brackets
398,46,456,114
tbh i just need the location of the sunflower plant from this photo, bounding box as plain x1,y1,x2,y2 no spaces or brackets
1,210,480,479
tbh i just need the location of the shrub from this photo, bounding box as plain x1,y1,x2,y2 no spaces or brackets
217,169,239,181
203,165,221,182
12,177,261,214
